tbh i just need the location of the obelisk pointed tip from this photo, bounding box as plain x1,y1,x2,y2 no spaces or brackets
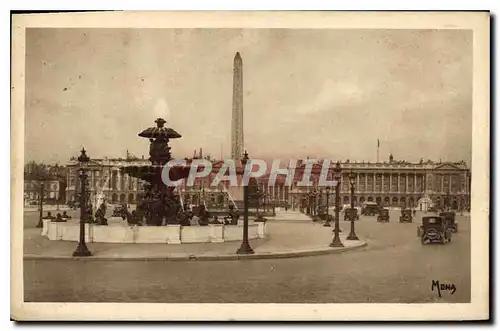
235,52,241,59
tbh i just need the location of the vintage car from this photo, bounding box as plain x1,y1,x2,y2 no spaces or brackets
439,212,457,232
361,202,379,216
419,216,452,244
316,205,328,221
399,209,413,223
343,207,360,221
112,204,128,217
67,200,80,209
377,208,390,222
428,206,439,213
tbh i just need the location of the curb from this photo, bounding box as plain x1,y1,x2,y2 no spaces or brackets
23,242,367,262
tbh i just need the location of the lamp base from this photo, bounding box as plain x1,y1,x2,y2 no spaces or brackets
329,234,344,248
72,242,92,257
346,233,359,241
236,241,254,255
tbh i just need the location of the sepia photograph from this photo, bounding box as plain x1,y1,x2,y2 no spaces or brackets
10,11,490,321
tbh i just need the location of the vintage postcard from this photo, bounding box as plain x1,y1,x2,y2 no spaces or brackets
11,11,490,321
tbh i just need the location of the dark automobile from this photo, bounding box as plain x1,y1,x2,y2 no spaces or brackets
377,208,390,222
399,209,413,223
439,212,457,232
419,216,452,244
316,205,328,221
343,207,359,221
428,206,439,213
68,200,80,209
361,202,379,216
112,204,128,217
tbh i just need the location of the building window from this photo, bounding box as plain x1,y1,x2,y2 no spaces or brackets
358,174,365,192
391,175,398,192
383,175,390,192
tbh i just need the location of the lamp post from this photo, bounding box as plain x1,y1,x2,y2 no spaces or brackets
330,161,344,247
35,176,46,228
346,171,359,240
237,151,254,255
323,186,331,227
312,189,317,217
73,148,92,257
255,187,260,216
467,171,471,212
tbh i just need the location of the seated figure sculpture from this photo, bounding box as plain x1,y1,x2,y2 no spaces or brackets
95,203,108,226
225,204,240,225
54,213,67,222
198,205,210,226
43,212,55,220
210,215,223,225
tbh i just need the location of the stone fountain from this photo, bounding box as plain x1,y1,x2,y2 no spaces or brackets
42,117,268,243
120,118,192,226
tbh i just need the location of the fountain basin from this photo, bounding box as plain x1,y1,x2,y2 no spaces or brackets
42,219,267,244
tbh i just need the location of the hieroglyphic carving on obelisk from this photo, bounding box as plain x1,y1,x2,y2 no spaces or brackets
231,52,244,160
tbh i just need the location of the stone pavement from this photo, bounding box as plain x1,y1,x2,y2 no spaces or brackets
23,221,366,261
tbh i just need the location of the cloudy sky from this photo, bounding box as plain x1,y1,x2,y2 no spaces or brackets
25,28,472,165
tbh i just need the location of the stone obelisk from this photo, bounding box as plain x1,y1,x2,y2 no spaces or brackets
229,52,244,206
231,52,244,160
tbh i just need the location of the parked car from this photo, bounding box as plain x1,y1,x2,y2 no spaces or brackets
112,204,128,217
439,211,457,232
419,216,452,244
361,202,379,216
399,209,413,223
343,207,359,221
377,208,390,222
428,206,439,213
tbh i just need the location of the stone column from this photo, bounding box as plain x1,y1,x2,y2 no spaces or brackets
389,173,393,193
365,173,369,192
405,174,408,192
396,173,399,193
440,174,444,193
356,173,360,193
414,175,417,193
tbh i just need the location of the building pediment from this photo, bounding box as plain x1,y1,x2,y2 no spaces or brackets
433,163,466,171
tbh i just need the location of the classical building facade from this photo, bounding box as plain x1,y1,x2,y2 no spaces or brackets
65,157,151,205
280,158,471,211
65,154,471,212
24,162,66,206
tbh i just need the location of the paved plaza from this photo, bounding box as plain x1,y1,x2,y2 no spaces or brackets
23,209,470,303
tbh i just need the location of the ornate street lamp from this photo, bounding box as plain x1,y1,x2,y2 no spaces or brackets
323,186,331,227
73,148,92,257
330,161,344,247
255,187,261,216
35,171,47,228
237,151,254,255
346,171,359,240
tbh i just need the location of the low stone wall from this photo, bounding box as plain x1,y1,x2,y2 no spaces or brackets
42,220,267,244
25,205,72,212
